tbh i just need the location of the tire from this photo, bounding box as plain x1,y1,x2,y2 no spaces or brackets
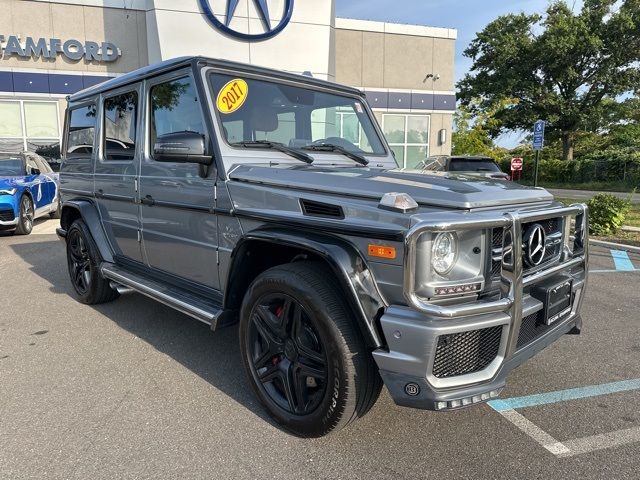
239,261,382,437
50,200,61,219
15,195,34,235
66,219,119,305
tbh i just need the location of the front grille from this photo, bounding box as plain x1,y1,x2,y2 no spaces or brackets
0,209,15,222
490,217,563,279
432,326,503,378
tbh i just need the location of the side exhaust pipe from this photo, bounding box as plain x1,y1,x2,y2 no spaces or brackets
110,282,134,295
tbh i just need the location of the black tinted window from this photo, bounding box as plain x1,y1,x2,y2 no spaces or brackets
150,77,205,153
104,91,138,161
449,159,502,173
67,105,96,157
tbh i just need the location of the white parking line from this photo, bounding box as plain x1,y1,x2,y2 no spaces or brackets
560,426,640,458
499,409,570,456
489,379,640,458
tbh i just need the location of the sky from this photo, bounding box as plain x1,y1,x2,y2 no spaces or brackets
334,0,585,147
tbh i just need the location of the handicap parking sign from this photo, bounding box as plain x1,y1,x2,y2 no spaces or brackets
532,120,545,150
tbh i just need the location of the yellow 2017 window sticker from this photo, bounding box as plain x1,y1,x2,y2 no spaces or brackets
216,79,248,114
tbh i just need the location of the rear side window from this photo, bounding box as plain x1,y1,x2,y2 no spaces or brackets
66,105,97,157
103,91,138,161
149,77,206,154
449,158,501,173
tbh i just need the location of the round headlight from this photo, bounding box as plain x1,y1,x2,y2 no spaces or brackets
432,232,458,275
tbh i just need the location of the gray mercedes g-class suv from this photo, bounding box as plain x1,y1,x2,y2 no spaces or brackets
57,57,588,437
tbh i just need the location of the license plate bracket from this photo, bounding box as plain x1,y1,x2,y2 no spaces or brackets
530,276,573,325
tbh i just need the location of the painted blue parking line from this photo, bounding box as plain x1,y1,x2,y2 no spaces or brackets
611,249,635,271
488,379,640,412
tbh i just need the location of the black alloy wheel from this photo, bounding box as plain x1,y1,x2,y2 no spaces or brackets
239,262,382,437
247,293,328,415
65,220,119,305
67,226,92,296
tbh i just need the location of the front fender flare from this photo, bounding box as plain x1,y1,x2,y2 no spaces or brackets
227,228,388,348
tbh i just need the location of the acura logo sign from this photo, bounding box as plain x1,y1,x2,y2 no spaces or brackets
524,224,547,267
199,0,294,41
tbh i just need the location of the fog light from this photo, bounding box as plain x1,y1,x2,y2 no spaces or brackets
449,399,462,408
462,397,472,406
435,401,447,411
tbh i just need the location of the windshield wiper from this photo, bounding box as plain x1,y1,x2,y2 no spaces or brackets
231,140,313,164
301,143,369,166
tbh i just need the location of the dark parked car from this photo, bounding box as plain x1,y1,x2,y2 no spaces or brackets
420,155,510,180
56,57,589,437
0,152,60,235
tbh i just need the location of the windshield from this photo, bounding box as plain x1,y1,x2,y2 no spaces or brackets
210,73,387,158
0,158,24,176
449,158,502,173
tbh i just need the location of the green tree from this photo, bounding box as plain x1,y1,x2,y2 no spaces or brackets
458,0,640,160
451,104,494,156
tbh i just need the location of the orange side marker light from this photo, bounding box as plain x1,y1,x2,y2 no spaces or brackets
368,244,397,259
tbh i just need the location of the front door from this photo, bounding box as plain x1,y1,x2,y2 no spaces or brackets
93,86,144,263
24,156,50,215
139,72,220,289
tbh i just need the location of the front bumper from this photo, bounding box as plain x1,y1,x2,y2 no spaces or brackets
372,204,588,410
0,199,19,229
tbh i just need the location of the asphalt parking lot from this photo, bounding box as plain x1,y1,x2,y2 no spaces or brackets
1,218,639,479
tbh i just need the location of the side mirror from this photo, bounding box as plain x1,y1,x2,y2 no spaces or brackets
153,131,213,165
30,167,41,176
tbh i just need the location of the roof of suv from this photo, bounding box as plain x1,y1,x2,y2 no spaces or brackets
68,56,364,103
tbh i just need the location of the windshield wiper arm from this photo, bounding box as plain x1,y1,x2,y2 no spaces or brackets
231,140,313,164
301,143,369,166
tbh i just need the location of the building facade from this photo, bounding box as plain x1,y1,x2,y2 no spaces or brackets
0,0,455,168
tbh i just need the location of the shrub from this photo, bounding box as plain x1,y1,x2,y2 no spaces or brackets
586,193,631,236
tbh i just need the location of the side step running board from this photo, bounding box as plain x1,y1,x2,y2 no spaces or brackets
101,263,223,327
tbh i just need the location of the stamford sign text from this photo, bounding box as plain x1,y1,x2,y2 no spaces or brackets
0,35,121,63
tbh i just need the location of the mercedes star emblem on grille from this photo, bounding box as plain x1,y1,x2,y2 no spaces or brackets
524,223,547,267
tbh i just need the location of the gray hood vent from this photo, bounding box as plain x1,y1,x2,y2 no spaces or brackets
300,199,344,219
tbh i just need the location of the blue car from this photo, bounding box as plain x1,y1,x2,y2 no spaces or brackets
0,152,60,235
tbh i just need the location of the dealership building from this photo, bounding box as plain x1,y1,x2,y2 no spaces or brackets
0,0,456,168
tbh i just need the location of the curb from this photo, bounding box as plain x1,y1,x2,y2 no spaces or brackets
589,239,640,253
621,226,640,233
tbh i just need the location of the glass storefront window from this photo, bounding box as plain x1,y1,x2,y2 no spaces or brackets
0,100,60,156
24,102,59,138
0,102,23,138
382,115,405,144
382,113,430,169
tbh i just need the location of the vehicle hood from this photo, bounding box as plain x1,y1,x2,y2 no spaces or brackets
228,165,552,209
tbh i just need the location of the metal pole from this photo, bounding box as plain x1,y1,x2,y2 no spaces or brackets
534,150,540,187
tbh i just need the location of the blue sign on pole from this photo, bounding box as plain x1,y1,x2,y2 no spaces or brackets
532,120,545,150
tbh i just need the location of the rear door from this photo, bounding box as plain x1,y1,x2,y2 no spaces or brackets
139,70,220,289
24,156,49,213
93,85,144,263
